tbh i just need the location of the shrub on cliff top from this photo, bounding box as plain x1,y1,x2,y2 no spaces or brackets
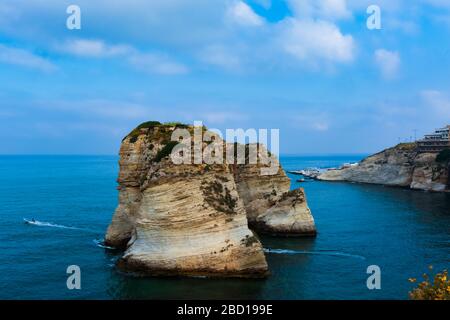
436,149,450,163
397,142,417,151
164,122,189,128
137,121,162,129
125,121,162,143
126,121,193,143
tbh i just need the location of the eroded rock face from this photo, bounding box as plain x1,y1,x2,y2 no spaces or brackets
233,145,316,236
410,153,449,192
251,188,316,236
318,143,449,192
105,121,316,277
118,173,268,277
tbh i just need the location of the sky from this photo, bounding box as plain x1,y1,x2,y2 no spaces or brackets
0,0,450,155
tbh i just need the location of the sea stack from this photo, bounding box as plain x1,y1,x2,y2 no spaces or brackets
105,121,316,277
234,144,316,236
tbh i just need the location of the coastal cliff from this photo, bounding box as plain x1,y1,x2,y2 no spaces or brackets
318,143,449,192
105,121,316,277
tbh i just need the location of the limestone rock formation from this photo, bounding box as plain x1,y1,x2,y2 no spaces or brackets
318,143,449,192
233,145,316,236
105,121,316,277
410,153,449,192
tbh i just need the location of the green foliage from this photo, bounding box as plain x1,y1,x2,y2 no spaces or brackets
409,267,450,300
436,149,450,163
201,181,237,214
241,235,259,247
125,121,162,143
154,141,179,162
125,121,192,143
164,122,189,128
223,188,237,211
397,142,417,151
137,121,162,129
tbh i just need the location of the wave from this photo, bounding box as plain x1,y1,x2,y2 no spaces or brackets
93,239,116,250
263,248,366,260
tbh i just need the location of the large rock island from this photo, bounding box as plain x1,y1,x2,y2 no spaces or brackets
105,121,316,278
318,143,450,192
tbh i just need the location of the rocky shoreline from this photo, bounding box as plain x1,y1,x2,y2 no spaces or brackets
105,121,316,278
318,143,449,192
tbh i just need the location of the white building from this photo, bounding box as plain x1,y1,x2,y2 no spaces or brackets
418,125,450,153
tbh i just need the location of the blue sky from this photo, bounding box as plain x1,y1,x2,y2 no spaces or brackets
1,0,450,155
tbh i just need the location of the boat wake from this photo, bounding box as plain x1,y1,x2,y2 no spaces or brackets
264,248,366,260
23,218,98,233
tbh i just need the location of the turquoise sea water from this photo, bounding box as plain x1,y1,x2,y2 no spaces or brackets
0,155,449,300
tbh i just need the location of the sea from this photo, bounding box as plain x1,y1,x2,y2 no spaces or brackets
0,155,449,299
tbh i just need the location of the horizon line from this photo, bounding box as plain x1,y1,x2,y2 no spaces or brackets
0,153,369,157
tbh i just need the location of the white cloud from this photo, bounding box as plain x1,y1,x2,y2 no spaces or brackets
0,44,56,72
1,1,358,73
346,0,404,11
202,111,247,124
293,112,331,131
226,1,265,26
421,90,450,117
39,99,153,120
279,18,355,64
312,122,330,131
374,49,401,79
128,53,189,75
199,44,241,70
288,0,352,20
58,38,188,75
59,39,132,57
388,18,419,34
424,0,450,9
0,0,228,47
276,1,356,69
31,121,130,140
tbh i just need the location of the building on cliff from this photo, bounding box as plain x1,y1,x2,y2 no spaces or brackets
417,125,450,153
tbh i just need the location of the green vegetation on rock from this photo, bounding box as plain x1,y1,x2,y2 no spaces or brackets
154,141,179,162
436,149,450,163
202,181,237,214
125,121,162,143
137,121,162,129
396,142,417,151
125,121,191,143
241,234,259,247
164,122,189,128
